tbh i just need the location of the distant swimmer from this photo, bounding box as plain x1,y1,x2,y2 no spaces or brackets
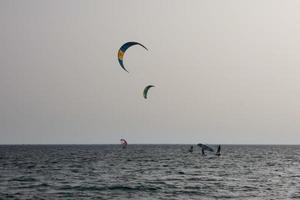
215,145,221,156
188,146,193,153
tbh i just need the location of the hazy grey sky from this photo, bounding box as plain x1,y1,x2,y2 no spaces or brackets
1,0,300,144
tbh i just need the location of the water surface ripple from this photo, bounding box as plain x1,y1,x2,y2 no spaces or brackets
0,145,299,199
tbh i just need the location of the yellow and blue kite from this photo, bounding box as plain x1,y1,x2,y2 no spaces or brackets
117,42,148,73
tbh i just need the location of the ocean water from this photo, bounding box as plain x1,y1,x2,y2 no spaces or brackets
0,145,299,200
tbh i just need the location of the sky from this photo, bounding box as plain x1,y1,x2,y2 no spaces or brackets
1,0,300,144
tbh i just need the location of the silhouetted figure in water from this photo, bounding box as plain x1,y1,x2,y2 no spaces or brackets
216,145,221,156
188,146,193,153
201,148,206,156
120,139,127,149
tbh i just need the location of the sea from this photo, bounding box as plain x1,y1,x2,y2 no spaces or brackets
0,145,299,200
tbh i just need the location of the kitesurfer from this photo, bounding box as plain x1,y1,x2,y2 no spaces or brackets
201,148,206,156
188,146,193,153
198,143,213,156
120,139,128,149
215,145,221,156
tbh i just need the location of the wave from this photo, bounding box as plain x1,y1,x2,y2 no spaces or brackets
57,184,161,192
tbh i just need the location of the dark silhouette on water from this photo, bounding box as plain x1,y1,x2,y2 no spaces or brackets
188,146,193,153
197,143,214,152
198,143,213,156
120,139,128,149
216,145,221,156
201,148,206,156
